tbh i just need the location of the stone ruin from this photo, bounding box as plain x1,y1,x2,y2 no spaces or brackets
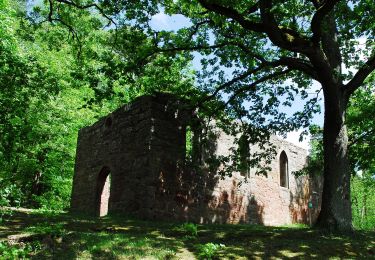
71,93,321,225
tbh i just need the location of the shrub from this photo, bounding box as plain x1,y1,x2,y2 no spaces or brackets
197,242,225,259
179,222,198,237
0,242,35,259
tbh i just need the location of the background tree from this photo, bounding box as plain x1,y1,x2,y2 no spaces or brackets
0,0,196,209
43,0,374,231
0,0,112,208
346,76,375,230
299,75,375,230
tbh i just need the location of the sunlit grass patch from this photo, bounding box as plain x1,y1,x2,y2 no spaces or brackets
278,249,306,257
278,223,309,229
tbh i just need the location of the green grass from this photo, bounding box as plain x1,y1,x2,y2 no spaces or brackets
0,208,374,259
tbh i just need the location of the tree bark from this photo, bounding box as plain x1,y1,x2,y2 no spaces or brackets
316,86,353,231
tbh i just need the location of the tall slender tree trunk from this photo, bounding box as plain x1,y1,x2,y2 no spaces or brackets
316,87,353,231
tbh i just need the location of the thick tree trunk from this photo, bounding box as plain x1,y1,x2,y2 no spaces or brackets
316,88,353,232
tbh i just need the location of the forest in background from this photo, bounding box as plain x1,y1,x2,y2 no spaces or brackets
0,0,374,230
0,0,198,210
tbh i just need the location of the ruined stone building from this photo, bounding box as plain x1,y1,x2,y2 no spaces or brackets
71,93,321,225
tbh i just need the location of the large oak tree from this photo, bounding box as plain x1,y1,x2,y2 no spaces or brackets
44,0,374,231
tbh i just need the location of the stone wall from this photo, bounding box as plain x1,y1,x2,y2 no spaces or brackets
71,94,188,217
71,94,321,225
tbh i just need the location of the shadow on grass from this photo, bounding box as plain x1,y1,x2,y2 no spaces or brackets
1,209,374,259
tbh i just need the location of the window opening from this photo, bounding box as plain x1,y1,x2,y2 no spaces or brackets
280,151,289,188
239,134,250,177
186,125,193,161
96,167,111,216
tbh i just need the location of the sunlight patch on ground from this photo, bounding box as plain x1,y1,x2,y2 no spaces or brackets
279,249,306,257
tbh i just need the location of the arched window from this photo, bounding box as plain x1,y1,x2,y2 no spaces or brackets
279,151,289,188
238,134,250,177
186,120,204,165
96,167,111,217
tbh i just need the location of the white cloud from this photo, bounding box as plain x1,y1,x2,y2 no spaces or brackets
284,130,310,150
150,11,192,31
151,12,170,28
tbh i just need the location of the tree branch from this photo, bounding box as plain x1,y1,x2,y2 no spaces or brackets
219,69,293,112
45,0,82,56
183,19,214,42
196,56,316,107
234,42,267,63
198,0,311,54
199,65,269,105
54,0,116,26
48,0,53,21
196,1,323,82
273,57,319,80
344,54,375,96
217,31,268,63
309,0,322,9
208,29,316,78
196,69,293,118
246,1,260,14
311,0,341,44
159,43,228,53
348,128,375,148
197,0,265,33
138,43,229,66
258,0,313,54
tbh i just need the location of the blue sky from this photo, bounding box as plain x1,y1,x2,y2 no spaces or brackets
150,12,325,150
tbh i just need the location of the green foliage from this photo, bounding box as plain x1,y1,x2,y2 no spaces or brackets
26,222,66,237
185,126,193,160
0,242,31,260
347,81,375,174
293,125,323,177
178,222,198,237
0,0,18,51
0,0,197,211
0,210,8,225
196,242,225,259
347,79,375,230
0,239,41,260
0,14,101,208
0,183,22,207
352,175,375,230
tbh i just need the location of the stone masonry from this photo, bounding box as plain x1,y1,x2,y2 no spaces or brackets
71,93,321,225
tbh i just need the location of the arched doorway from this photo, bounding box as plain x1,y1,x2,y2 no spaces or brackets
279,151,289,188
96,167,111,217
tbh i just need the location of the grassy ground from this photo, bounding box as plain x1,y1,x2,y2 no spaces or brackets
0,208,374,259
